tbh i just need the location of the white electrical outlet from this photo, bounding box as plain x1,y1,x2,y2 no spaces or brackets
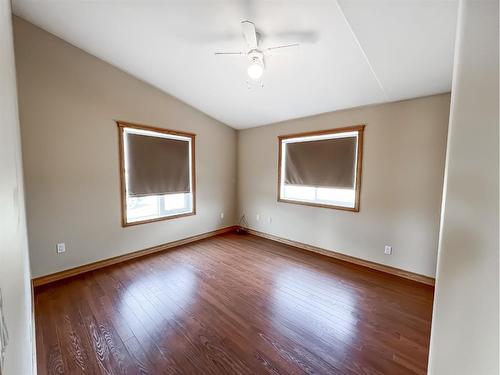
268,216,272,224
256,213,260,221
56,243,66,254
220,212,224,219
384,245,392,255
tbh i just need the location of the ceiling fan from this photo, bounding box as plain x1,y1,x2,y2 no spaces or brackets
215,21,300,83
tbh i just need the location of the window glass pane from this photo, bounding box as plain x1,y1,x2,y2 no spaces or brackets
283,185,315,201
126,193,193,223
127,195,160,222
316,187,355,208
281,186,356,208
164,193,186,210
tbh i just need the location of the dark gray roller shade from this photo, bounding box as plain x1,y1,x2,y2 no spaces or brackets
126,133,190,197
284,136,357,189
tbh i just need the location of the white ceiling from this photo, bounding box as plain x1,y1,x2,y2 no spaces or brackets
12,0,458,129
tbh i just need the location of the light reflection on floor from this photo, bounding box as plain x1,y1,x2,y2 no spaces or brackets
118,265,197,344
270,266,360,349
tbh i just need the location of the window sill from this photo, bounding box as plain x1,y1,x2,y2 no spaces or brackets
122,210,196,227
277,198,359,212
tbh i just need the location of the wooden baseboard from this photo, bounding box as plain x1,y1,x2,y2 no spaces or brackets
33,225,434,287
244,227,435,286
32,225,238,287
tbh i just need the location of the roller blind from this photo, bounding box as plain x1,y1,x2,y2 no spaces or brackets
284,136,357,189
126,133,190,197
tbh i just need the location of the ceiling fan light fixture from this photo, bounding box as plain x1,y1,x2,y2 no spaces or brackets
214,20,301,85
247,58,264,80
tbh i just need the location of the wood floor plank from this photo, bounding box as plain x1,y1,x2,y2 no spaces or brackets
35,233,434,374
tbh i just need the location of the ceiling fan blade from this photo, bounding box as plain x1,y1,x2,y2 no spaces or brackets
265,43,300,52
214,51,245,55
264,43,300,57
241,20,258,49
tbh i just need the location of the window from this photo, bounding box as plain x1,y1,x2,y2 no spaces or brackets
278,125,364,211
117,122,195,226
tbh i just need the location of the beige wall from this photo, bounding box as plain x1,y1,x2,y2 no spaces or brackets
238,94,450,277
0,3,34,375
428,0,499,373
14,18,238,278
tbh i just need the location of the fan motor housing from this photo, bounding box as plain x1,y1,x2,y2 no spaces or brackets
248,49,264,66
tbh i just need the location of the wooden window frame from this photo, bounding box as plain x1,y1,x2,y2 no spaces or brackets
277,124,365,212
117,121,196,227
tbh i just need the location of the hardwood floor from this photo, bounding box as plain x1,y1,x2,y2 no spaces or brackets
34,233,434,375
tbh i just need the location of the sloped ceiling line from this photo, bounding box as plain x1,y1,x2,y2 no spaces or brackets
335,0,388,101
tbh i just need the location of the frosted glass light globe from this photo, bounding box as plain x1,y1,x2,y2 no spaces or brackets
247,62,264,80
